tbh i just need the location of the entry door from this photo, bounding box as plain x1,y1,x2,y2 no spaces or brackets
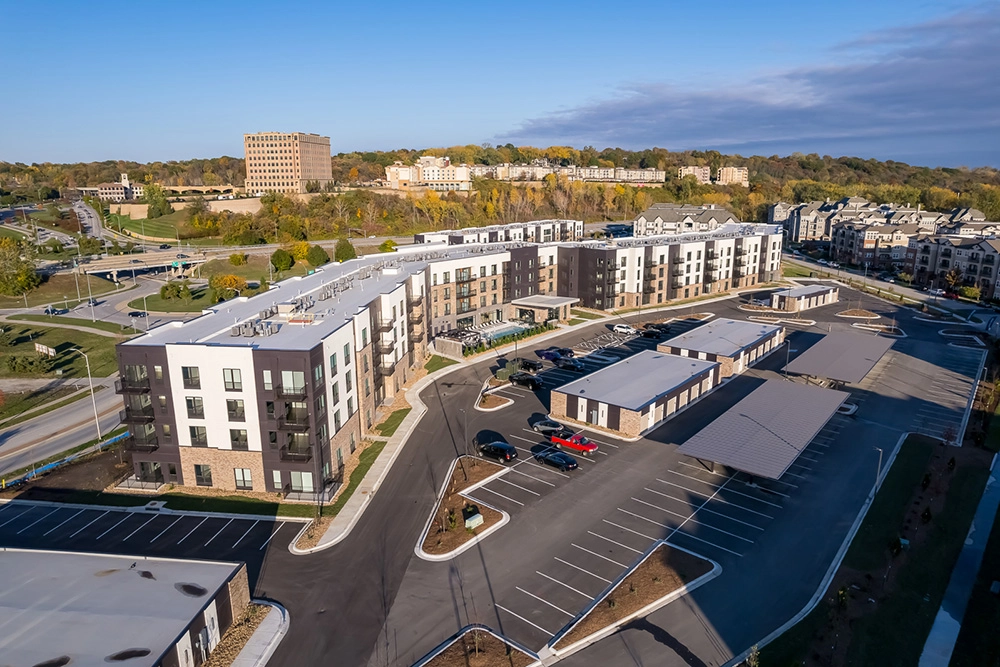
589,409,598,424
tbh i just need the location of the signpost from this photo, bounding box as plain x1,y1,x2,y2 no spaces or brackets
34,343,56,357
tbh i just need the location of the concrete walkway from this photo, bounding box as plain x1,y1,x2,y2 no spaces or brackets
919,458,1000,666
231,602,289,667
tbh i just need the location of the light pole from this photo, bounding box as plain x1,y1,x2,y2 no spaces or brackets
874,446,883,490
66,348,102,441
86,272,95,322
142,294,150,331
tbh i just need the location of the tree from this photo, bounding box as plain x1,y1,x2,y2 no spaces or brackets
305,180,321,193
184,196,208,219
897,271,912,284
958,285,981,301
944,268,963,290
0,237,41,297
144,183,173,219
334,238,357,263
306,244,330,266
290,241,311,262
208,274,248,302
378,239,397,253
160,280,192,302
229,252,248,266
77,235,104,256
270,248,293,271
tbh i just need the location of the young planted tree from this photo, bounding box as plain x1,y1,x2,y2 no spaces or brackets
270,248,293,271
334,238,357,263
306,244,330,266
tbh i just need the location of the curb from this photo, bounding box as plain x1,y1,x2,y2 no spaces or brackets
0,497,312,523
851,322,908,338
411,623,540,667
230,600,290,667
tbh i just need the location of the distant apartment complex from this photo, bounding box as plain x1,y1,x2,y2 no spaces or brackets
115,220,781,499
716,166,750,187
632,203,741,237
76,173,145,202
243,132,333,195
677,166,712,184
467,162,666,184
907,235,1000,299
385,156,472,192
414,219,583,245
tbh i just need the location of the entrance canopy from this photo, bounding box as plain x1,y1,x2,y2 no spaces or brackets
510,295,579,309
678,379,847,479
783,331,894,384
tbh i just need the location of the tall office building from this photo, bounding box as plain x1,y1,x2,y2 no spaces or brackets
244,132,333,194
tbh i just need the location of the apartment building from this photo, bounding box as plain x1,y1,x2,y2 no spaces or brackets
678,166,712,184
716,166,749,187
467,163,665,183
244,132,333,194
385,156,472,191
831,222,922,269
633,203,740,236
907,235,1000,298
414,219,583,245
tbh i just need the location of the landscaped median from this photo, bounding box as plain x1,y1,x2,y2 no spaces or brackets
417,625,536,667
417,456,508,560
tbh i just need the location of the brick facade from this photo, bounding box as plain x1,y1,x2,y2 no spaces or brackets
177,446,267,493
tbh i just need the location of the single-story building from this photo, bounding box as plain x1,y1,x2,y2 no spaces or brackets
770,284,839,313
510,294,579,324
658,317,784,378
550,349,720,437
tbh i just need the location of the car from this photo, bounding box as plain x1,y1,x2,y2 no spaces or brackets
829,262,840,268
532,419,565,435
478,441,518,463
928,288,946,296
554,347,575,358
86,299,98,307
792,250,802,256
128,310,146,318
818,259,829,266
509,372,542,390
648,322,672,332
129,259,142,264
837,403,858,416
176,253,189,259
519,359,543,373
536,349,562,362
548,428,598,456
159,243,171,249
612,323,638,335
641,328,663,339
555,357,584,372
535,450,579,471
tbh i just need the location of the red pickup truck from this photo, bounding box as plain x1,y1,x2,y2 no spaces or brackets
548,428,598,456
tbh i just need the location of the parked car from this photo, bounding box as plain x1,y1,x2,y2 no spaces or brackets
648,322,672,333
555,357,584,372
818,259,829,266
478,441,518,463
509,372,542,390
519,359,543,373
829,262,840,268
535,449,579,471
548,428,598,456
641,328,663,339
159,243,172,249
613,323,638,335
536,349,562,362
532,419,565,435
554,347,575,358
928,288,946,296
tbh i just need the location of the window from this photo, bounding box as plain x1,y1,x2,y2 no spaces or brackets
262,369,273,391
186,396,204,418
268,431,278,447
443,271,450,283
153,365,163,380
334,409,342,432
313,364,323,385
344,343,351,365
331,381,340,404
290,471,314,493
362,327,368,347
158,395,167,410
190,426,208,447
318,423,327,442
182,366,200,389
364,377,370,397
227,399,245,421
314,393,326,413
329,353,337,376
194,464,212,487
230,429,249,450
345,370,352,392
350,431,357,453
162,424,171,440
272,470,282,490
281,370,305,393
366,409,372,429
363,355,369,373
347,397,354,417
445,303,451,315
223,368,242,391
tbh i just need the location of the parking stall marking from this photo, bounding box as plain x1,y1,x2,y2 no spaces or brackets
587,530,643,554
535,571,595,600
515,459,571,479
493,476,541,496
473,485,525,506
176,517,208,545
642,488,765,530
495,604,554,636
69,510,110,539
553,556,613,584
655,478,777,517
509,467,556,487
123,516,158,542
204,518,234,546
16,508,60,535
571,542,628,569
0,506,34,530
602,519,658,543
630,497,755,543
43,509,85,536
515,587,576,618
617,507,743,557
259,522,285,550
96,514,133,541
231,520,259,548
150,516,182,543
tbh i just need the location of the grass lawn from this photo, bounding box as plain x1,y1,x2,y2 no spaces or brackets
0,325,121,378
570,309,602,320
110,210,189,239
129,286,213,313
0,273,120,309
375,408,411,437
0,385,78,424
8,314,138,335
424,355,458,373
0,225,27,240
567,318,586,326
200,255,310,283
950,503,1000,666
322,440,387,517
782,264,814,278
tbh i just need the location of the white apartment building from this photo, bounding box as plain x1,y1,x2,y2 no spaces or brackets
633,203,740,236
385,156,472,191
716,166,750,187
678,166,712,184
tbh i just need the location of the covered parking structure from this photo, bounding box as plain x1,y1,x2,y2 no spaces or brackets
783,330,894,386
510,294,579,324
677,379,849,479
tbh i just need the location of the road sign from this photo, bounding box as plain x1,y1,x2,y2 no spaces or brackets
172,261,180,267
34,343,56,357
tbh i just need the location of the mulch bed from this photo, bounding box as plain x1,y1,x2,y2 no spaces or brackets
425,629,534,667
837,309,879,318
203,603,270,667
554,544,712,649
422,456,504,555
479,394,511,409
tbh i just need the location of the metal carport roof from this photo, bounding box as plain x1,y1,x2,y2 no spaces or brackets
783,331,894,384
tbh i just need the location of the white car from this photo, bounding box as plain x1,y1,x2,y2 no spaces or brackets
613,324,638,335
829,262,840,268
818,259,829,266
928,288,946,296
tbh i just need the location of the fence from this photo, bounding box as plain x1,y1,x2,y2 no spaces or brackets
1,431,130,491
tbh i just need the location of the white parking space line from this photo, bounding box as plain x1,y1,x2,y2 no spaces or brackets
631,497,754,543
232,520,260,548
588,530,643,554
535,571,595,600
516,587,576,617
204,518,233,546
617,507,743,556
43,509,85,536
678,461,728,478
259,522,284,550
509,467,556,486
495,390,524,399
495,604,553,636
580,435,618,448
572,542,628,568
96,515,132,541
0,507,33,530
0,503,16,517
123,516,157,541
602,519,658,543
150,516,182,543
68,511,109,538
474,486,525,506
177,517,208,545
510,435,545,446
554,557,613,584
517,459,570,479
16,508,60,534
643,488,764,530
494,477,541,496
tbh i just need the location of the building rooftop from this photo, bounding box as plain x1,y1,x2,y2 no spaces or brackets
510,295,579,309
678,379,848,479
783,331,895,383
776,284,838,298
0,549,240,667
662,318,782,358
555,350,718,411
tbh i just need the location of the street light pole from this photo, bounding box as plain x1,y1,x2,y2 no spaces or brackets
874,446,883,490
67,348,102,441
142,294,150,331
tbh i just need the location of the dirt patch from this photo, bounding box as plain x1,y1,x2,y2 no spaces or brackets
425,629,534,667
741,304,776,312
478,394,511,409
837,308,879,319
202,603,270,667
0,446,132,501
555,544,712,649
422,456,505,556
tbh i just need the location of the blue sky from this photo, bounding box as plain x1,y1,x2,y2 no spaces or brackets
1,0,997,167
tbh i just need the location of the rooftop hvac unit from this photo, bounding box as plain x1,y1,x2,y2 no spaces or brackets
230,326,241,337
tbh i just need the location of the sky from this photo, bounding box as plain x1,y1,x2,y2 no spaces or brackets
0,0,997,168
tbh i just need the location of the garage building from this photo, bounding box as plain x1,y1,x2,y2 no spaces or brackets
658,317,784,378
550,350,720,437
770,284,839,313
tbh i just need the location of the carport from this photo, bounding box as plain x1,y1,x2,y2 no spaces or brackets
677,379,849,479
783,330,895,386
510,294,579,324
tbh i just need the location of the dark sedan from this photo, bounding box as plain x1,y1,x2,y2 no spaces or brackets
535,450,578,471
641,328,663,339
479,441,518,463
554,347,575,358
510,372,542,390
555,357,584,372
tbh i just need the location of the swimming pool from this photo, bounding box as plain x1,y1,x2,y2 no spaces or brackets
483,323,528,342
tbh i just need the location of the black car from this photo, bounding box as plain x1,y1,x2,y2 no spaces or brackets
555,347,575,358
535,450,578,471
479,441,518,463
648,322,672,332
531,418,565,435
519,359,544,373
510,372,542,390
159,243,172,249
641,328,663,339
555,357,584,372
128,310,146,318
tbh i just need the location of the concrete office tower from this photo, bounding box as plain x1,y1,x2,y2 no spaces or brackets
244,132,333,194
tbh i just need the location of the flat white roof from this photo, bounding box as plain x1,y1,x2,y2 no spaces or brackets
511,295,579,309
776,284,838,298
678,379,848,479
0,549,240,667
662,318,782,358
555,350,718,411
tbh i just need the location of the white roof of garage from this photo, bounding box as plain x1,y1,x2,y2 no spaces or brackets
678,379,848,479
661,317,781,358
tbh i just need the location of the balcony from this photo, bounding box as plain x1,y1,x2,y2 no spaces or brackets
280,445,313,462
374,317,395,333
456,271,475,283
377,362,397,377
671,280,685,289
671,268,685,276
408,310,423,324
123,433,158,452
278,411,310,431
408,294,423,308
115,378,150,394
276,384,307,399
376,340,395,355
456,287,478,298
120,405,154,423
409,329,424,343
643,284,655,294
457,301,476,315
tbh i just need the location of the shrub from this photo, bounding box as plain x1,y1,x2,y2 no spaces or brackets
6,354,53,374
306,244,330,267
270,248,293,271
290,241,311,261
958,285,981,301
378,239,397,253
334,238,357,263
229,252,248,266
159,280,192,301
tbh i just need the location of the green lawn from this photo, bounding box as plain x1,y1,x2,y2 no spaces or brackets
568,318,586,326
323,440,387,517
110,210,189,239
782,264,814,278
8,314,138,335
200,255,310,283
424,355,458,373
0,325,121,378
0,385,78,424
0,225,27,240
570,309,602,320
375,408,411,437
0,273,120,309
129,286,213,313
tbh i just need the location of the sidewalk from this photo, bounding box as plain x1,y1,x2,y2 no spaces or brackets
919,456,1000,666
230,602,289,667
